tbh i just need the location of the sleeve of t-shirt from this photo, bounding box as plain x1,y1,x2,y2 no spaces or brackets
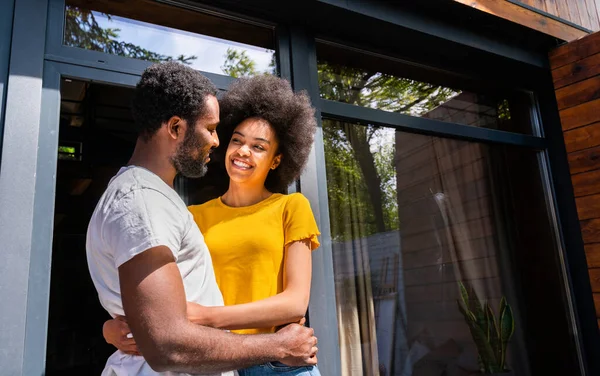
283,193,321,250
102,188,184,268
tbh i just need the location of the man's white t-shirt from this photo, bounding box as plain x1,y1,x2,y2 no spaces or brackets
87,166,232,376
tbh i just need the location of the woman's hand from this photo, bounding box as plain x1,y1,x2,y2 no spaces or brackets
103,316,140,356
186,302,212,326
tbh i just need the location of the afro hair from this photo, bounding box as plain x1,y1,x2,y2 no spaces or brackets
131,61,217,141
217,75,317,193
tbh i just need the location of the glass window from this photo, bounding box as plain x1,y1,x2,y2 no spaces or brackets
64,0,276,77
317,43,535,134
323,119,580,375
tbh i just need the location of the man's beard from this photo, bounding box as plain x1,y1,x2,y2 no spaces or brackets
171,127,212,178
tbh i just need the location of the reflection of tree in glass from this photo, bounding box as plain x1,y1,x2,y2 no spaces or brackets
65,6,197,64
323,119,399,240
319,63,459,240
221,49,258,77
220,48,276,78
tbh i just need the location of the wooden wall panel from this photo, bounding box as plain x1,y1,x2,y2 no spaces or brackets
517,0,600,31
454,0,587,40
552,53,600,88
555,75,600,109
551,31,600,329
564,122,600,152
454,0,597,41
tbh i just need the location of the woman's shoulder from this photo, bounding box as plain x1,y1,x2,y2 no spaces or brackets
284,192,310,205
281,193,315,215
188,197,220,215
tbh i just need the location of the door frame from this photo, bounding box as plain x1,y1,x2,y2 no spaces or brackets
27,61,142,375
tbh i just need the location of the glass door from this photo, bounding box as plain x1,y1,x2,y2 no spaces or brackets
40,62,141,374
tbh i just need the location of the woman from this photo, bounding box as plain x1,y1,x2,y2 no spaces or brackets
104,75,321,376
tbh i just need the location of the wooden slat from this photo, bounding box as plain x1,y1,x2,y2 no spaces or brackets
590,267,600,292
581,217,600,243
568,145,600,174
584,0,600,30
555,74,600,110
595,293,600,315
545,0,560,17
576,194,600,220
564,122,600,152
549,30,600,68
559,97,600,130
586,243,600,267
554,0,577,26
578,0,600,30
576,0,592,30
571,168,600,197
552,52,600,88
453,0,587,41
526,0,547,13
567,0,584,28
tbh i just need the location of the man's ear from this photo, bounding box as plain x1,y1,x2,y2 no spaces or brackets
166,116,184,140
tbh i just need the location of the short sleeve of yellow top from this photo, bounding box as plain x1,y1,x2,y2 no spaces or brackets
188,193,320,334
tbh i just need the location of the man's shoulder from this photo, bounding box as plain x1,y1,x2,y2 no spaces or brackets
106,167,184,209
109,166,164,193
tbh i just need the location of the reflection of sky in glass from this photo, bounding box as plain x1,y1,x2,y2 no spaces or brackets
90,11,274,75
369,126,395,152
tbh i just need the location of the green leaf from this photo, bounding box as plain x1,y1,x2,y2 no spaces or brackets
457,299,476,323
486,301,501,360
465,313,500,373
499,297,515,370
472,297,487,339
458,281,470,309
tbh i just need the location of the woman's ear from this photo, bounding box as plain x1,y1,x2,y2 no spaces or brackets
271,154,282,170
166,116,184,140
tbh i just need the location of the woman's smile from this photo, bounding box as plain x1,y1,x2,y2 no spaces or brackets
232,158,253,170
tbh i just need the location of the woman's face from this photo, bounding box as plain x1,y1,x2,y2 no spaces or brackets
225,117,281,187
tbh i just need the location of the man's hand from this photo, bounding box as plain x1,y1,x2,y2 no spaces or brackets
276,322,318,366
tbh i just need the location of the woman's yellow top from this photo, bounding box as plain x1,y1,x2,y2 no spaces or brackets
188,193,320,334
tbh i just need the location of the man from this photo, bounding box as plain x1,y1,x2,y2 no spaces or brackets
86,62,318,375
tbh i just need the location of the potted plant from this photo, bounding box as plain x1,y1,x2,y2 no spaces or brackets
457,281,515,375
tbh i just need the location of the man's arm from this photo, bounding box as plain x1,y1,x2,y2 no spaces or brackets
119,245,317,374
187,239,312,330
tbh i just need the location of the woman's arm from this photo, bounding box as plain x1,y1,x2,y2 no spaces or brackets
189,239,313,330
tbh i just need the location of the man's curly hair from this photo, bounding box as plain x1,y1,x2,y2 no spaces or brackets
132,62,217,141
218,75,317,193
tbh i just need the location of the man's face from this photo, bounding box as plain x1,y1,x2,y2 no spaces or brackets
171,95,220,178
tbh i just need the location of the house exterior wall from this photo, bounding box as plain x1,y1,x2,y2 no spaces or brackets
550,30,600,329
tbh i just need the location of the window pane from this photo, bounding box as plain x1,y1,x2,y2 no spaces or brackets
64,0,276,77
318,43,535,134
324,119,579,375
